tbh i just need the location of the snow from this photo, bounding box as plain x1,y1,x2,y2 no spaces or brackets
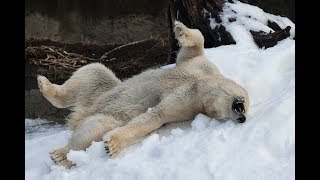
25,1,295,180
221,0,295,38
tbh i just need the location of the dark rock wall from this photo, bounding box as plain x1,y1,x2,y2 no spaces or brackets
25,0,170,44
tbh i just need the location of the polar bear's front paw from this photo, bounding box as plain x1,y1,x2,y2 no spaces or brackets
174,20,188,38
103,132,124,158
50,147,74,169
174,21,195,47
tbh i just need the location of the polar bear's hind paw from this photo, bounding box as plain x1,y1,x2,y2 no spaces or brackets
50,147,74,169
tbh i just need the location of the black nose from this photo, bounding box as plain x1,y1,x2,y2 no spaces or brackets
237,116,246,123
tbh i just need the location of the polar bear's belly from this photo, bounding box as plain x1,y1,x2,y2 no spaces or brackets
95,80,162,121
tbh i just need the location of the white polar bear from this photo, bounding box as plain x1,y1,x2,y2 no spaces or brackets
37,21,250,168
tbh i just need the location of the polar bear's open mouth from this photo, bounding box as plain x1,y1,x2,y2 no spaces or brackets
232,96,246,123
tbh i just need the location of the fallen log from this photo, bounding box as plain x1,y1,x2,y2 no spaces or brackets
250,25,291,49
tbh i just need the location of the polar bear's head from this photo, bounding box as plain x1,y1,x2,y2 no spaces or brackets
200,77,250,123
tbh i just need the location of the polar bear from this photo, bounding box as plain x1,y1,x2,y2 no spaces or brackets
37,21,250,168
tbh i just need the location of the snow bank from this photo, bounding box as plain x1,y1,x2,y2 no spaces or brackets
25,1,294,179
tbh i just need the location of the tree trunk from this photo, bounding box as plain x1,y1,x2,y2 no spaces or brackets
168,0,236,63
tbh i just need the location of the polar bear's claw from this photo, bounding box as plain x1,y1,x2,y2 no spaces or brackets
103,133,123,158
104,144,110,154
50,148,74,169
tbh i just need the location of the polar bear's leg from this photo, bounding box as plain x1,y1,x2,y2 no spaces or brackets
173,21,205,64
50,113,124,168
103,85,196,157
37,75,68,108
66,107,90,131
38,63,121,108
73,63,121,107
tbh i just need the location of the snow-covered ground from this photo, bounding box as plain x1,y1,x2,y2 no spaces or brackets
25,1,295,180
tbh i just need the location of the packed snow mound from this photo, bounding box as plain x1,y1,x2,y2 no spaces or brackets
25,1,295,180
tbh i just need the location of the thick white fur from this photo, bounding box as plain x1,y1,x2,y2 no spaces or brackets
38,21,250,168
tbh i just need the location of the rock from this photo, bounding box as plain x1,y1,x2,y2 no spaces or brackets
25,89,70,122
